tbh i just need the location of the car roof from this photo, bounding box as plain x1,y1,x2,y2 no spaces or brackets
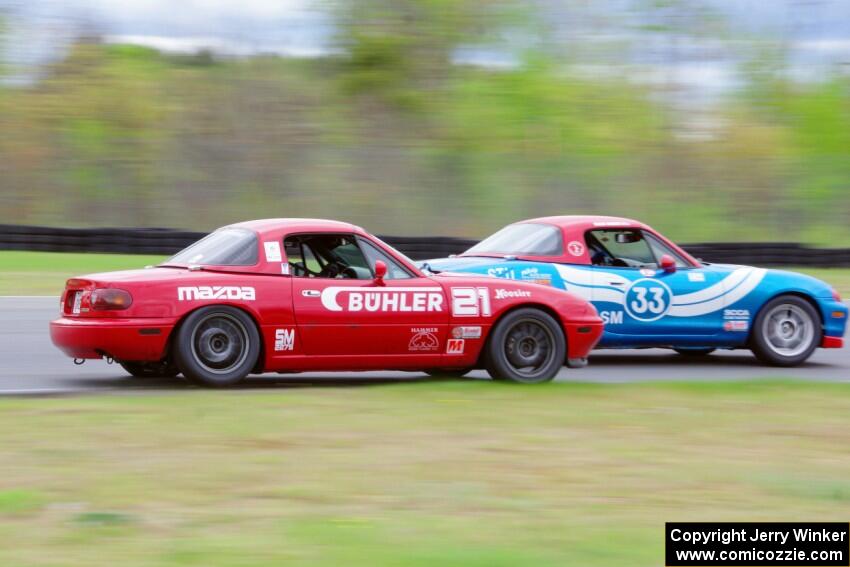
227,218,365,235
521,215,650,231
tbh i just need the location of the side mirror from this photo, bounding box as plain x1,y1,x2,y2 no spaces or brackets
660,254,676,273
374,260,387,286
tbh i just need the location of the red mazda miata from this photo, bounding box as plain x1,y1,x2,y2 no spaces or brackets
50,219,603,385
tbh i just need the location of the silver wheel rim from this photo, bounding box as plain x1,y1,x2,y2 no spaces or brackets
190,313,250,375
762,303,815,358
503,318,557,379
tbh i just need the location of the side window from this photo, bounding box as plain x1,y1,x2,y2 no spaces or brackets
358,238,413,280
644,233,690,268
284,234,372,279
586,229,657,269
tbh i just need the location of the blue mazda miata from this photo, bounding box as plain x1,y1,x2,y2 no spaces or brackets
422,216,848,366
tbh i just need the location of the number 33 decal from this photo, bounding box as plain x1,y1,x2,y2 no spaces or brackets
625,279,672,322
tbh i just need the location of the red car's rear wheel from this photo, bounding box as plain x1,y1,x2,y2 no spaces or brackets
174,306,260,387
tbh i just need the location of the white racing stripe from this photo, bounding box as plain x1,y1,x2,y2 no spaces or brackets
671,268,751,306
669,268,766,318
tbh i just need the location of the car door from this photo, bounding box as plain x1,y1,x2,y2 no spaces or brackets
586,229,724,340
288,233,449,357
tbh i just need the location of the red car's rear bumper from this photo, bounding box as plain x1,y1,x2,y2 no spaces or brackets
564,320,604,360
50,317,174,361
821,336,844,349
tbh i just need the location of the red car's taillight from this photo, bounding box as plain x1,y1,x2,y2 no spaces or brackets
90,289,133,310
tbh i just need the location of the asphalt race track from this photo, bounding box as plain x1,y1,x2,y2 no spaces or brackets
2,297,848,395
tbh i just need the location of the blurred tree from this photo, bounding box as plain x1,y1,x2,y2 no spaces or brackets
331,0,527,110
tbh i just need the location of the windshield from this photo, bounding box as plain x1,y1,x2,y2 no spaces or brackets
465,223,563,256
166,228,258,266
369,235,417,267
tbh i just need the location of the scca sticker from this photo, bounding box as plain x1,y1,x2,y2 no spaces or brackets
321,287,444,312
567,241,585,257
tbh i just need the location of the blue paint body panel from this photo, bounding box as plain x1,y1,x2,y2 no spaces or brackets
421,257,848,349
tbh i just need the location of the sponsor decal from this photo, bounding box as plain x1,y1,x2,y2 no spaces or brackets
409,329,439,351
687,272,705,282
274,328,295,351
723,309,750,320
451,287,492,317
177,286,256,301
624,279,672,322
446,339,465,355
487,267,515,278
724,320,749,332
567,241,585,257
600,310,624,325
263,241,283,263
321,287,444,312
452,326,482,339
281,263,290,275
520,267,552,286
639,268,656,277
593,221,631,227
495,289,532,300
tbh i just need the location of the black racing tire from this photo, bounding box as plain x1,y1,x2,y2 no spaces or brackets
119,361,180,378
484,308,566,384
424,369,473,378
750,295,822,367
673,348,716,357
173,306,261,387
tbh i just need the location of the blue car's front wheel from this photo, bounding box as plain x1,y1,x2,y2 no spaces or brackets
751,295,821,367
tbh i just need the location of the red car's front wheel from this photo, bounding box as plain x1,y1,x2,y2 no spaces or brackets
485,308,565,384
174,306,261,387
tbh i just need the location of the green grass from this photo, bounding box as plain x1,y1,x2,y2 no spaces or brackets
1,250,850,298
1,381,849,566
0,251,166,295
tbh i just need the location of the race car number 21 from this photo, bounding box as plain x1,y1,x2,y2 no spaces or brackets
451,287,492,317
624,279,672,322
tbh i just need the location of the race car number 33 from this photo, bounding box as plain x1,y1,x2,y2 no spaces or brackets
625,279,672,322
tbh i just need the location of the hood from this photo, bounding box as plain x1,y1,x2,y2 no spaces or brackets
421,256,507,273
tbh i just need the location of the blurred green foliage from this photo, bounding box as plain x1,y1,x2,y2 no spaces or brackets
0,2,848,243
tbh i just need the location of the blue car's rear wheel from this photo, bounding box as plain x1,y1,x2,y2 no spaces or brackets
751,295,821,367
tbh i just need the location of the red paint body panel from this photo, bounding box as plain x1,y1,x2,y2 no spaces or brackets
51,317,174,360
49,219,603,373
821,336,843,348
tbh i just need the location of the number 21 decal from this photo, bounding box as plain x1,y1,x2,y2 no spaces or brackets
451,287,492,317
